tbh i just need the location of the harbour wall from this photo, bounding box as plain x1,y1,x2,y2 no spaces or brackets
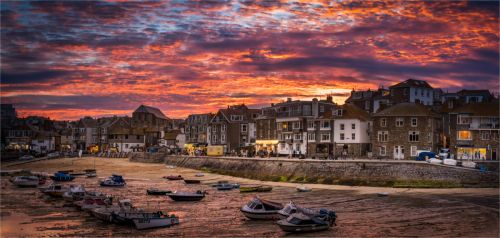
130,153,499,188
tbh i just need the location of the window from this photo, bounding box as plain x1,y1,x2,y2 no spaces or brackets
294,134,302,140
411,118,417,127
293,122,301,129
340,124,345,130
125,144,129,148
321,134,330,141
380,118,387,127
351,123,356,130
409,131,419,142
241,124,247,132
378,131,388,142
334,109,343,116
458,131,472,140
307,121,315,129
280,143,285,149
481,131,490,140
221,134,226,142
320,105,325,113
321,121,330,129
458,115,471,124
340,133,345,140
411,146,417,156
379,146,386,156
231,115,243,121
308,133,315,141
136,135,140,140
396,118,404,127
295,144,300,151
125,135,128,139
351,133,356,140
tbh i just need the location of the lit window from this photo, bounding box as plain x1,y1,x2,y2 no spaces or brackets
458,131,472,140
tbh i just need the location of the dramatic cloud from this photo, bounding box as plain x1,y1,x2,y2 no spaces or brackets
0,0,498,120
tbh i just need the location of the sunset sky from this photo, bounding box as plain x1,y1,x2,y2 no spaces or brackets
1,1,499,120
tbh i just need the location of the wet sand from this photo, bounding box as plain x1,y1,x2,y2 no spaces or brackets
1,157,499,237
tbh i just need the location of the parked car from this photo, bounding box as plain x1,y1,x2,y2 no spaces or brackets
47,152,60,158
19,155,34,160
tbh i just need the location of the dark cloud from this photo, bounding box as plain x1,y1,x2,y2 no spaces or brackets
1,70,71,84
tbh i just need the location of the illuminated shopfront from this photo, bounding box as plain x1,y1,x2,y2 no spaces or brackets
457,147,486,160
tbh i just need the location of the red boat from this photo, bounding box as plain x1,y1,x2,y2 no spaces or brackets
163,175,183,180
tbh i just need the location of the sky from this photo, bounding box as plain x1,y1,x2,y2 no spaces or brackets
1,0,499,120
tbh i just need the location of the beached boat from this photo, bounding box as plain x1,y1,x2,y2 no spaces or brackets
184,179,201,184
50,172,75,182
11,176,39,187
167,191,207,201
278,201,320,219
216,183,240,191
91,199,136,222
62,185,86,201
240,185,273,193
211,180,229,187
147,188,172,195
240,197,283,219
42,184,67,197
164,175,183,180
85,169,97,178
80,196,112,212
100,174,126,187
195,173,204,177
110,211,179,229
277,209,337,233
296,186,312,192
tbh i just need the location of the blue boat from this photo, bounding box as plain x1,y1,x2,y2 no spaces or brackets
100,174,126,187
50,172,75,182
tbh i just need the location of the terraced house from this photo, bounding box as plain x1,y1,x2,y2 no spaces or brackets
185,113,213,144
448,102,499,160
372,103,442,159
207,104,259,153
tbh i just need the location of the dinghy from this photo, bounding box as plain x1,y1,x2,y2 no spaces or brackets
277,209,337,233
11,176,39,187
184,179,201,184
62,184,86,201
296,186,312,192
100,174,126,187
240,197,283,219
278,201,319,219
167,190,207,201
50,172,75,182
110,211,179,229
240,185,273,193
164,175,183,180
41,184,67,197
147,188,172,195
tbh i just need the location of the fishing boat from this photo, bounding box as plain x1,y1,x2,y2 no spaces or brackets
184,179,201,184
100,174,126,187
147,188,172,195
216,183,240,191
62,185,86,202
164,175,183,180
11,176,39,187
42,184,67,197
277,201,319,219
91,199,136,221
167,191,207,201
240,197,283,219
211,180,229,187
296,186,312,192
240,185,273,193
276,209,337,233
50,172,75,182
110,211,180,229
79,196,113,212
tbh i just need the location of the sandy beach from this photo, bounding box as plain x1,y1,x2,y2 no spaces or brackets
1,157,498,237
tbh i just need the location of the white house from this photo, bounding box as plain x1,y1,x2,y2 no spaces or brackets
332,104,371,157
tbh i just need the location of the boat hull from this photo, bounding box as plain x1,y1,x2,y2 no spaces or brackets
133,217,180,230
240,209,279,220
277,222,329,233
168,195,204,201
184,180,201,184
147,190,171,195
45,191,65,197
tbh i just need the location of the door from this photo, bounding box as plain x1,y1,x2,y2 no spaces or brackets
394,146,405,160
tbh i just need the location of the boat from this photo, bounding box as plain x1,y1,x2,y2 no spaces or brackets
62,185,86,202
166,165,176,169
50,172,75,182
216,183,240,191
80,197,112,212
91,199,136,222
147,188,172,195
240,197,283,219
110,211,180,229
85,169,97,178
377,192,389,197
277,201,321,219
276,209,337,233
296,186,312,192
167,191,207,201
184,179,201,184
211,180,229,187
41,184,67,197
100,174,126,187
164,175,183,180
240,185,273,193
195,173,204,177
11,176,39,187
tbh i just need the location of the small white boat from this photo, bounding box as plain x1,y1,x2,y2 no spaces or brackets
277,210,337,233
296,186,312,192
63,185,86,202
41,184,68,197
110,211,179,229
133,214,180,230
428,158,443,164
377,192,389,197
240,197,283,220
443,159,457,166
278,201,319,219
195,173,204,177
462,161,477,168
166,165,176,169
11,176,39,187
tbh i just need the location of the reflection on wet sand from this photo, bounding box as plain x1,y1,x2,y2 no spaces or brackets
1,157,498,237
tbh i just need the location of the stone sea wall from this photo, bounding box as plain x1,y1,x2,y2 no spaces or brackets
130,153,499,188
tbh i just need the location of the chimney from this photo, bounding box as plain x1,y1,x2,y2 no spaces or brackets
326,95,333,103
287,98,292,102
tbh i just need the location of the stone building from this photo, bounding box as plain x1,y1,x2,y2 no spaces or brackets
207,104,259,153
448,102,499,160
255,106,278,154
389,79,435,106
372,103,442,159
185,113,213,144
132,105,171,147
108,116,144,153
